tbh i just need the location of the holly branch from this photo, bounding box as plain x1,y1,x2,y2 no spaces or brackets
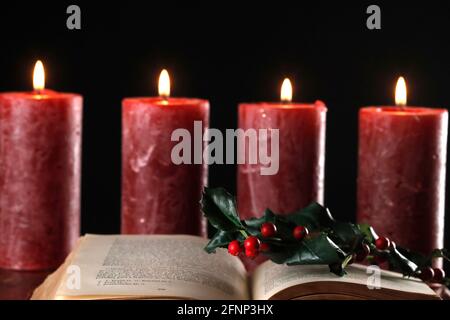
201,187,449,286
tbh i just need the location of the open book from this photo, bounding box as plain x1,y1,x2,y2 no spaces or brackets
32,234,439,300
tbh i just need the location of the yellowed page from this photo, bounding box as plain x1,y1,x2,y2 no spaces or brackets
251,262,436,300
32,234,248,300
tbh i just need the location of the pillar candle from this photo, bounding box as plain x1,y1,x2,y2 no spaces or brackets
122,70,209,235
0,61,83,270
237,78,327,219
357,77,448,256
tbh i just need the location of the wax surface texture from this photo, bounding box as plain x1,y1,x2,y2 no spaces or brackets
0,91,83,270
122,98,209,236
237,101,327,219
357,107,448,255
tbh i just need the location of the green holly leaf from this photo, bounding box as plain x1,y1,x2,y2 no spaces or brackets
204,230,236,253
285,203,335,231
244,209,276,228
387,247,419,276
201,187,244,232
265,233,346,268
329,262,347,276
397,248,450,271
201,187,449,284
329,222,364,251
357,223,378,242
431,249,450,263
244,209,297,240
244,209,276,236
287,233,346,265
397,247,430,269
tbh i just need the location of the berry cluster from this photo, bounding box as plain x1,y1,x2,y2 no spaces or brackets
349,235,446,283
227,222,309,259
230,228,447,282
204,188,449,286
419,267,446,283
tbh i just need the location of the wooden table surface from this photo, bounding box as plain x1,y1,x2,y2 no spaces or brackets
0,268,51,300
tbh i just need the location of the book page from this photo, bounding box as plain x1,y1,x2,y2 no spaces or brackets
251,261,436,300
45,234,248,300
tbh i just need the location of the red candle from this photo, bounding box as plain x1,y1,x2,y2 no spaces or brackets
0,61,83,270
122,70,209,236
237,78,327,219
357,77,448,257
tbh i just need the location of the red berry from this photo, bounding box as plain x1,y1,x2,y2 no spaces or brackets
432,268,446,283
419,267,435,282
260,242,270,252
375,236,390,250
261,222,277,238
227,240,241,256
244,236,260,250
355,243,371,262
293,226,309,240
245,248,259,259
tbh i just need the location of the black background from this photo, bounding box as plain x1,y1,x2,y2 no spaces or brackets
0,1,449,270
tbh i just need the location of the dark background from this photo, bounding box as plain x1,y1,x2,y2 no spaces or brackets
0,1,449,270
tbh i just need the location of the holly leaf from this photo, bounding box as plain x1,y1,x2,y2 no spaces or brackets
244,209,297,239
285,203,335,231
387,247,419,276
397,248,450,270
204,230,235,253
244,209,276,236
265,233,345,268
329,222,364,251
201,187,244,232
287,233,346,265
358,223,378,242
431,249,450,263
329,263,347,276
201,187,449,282
397,247,430,269
244,209,276,228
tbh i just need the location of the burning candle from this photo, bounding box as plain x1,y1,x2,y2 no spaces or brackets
357,77,448,258
0,61,83,270
237,78,327,219
122,69,209,235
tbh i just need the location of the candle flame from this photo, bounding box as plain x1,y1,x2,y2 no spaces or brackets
158,69,170,98
33,60,45,91
395,76,407,106
280,78,292,102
